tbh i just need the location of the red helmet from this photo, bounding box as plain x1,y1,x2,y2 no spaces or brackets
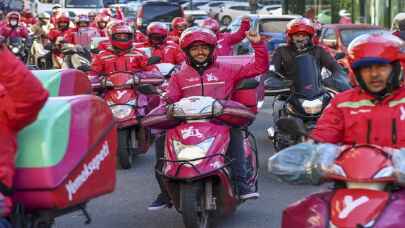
109,22,134,50
6,11,20,21
171,17,187,31
22,8,33,17
201,18,220,34
99,8,112,17
348,32,404,92
88,11,97,21
179,27,217,50
146,22,169,36
286,18,315,38
75,14,90,27
95,14,110,29
56,13,70,30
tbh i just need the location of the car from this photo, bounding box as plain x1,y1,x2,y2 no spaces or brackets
136,0,184,32
217,2,259,25
198,1,227,17
184,10,209,27
257,4,281,15
228,14,300,55
181,0,210,10
319,24,386,84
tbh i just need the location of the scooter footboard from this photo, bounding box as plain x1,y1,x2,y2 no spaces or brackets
282,191,331,228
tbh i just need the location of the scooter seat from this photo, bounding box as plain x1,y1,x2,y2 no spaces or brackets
264,74,292,96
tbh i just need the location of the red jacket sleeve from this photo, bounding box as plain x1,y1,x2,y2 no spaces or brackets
310,98,344,144
90,52,105,76
234,41,269,81
165,73,182,104
224,19,250,46
0,48,49,131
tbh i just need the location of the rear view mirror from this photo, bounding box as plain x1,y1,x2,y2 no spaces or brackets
335,52,345,61
138,84,159,95
148,56,161,65
235,79,259,90
276,117,307,137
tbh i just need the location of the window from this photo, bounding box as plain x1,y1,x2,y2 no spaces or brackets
340,28,385,46
38,0,60,3
65,0,103,8
229,6,249,11
209,2,224,7
260,18,295,33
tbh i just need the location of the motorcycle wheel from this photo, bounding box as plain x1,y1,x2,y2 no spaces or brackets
180,183,211,228
117,129,135,169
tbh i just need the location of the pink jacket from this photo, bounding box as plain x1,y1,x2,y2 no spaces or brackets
166,41,269,103
216,19,250,56
0,25,29,39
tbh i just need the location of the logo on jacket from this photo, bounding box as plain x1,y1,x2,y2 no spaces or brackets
181,126,203,139
217,39,224,49
400,106,405,121
206,73,218,82
338,195,370,219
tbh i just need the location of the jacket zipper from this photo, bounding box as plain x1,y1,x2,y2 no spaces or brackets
392,118,397,145
366,119,372,144
199,73,204,96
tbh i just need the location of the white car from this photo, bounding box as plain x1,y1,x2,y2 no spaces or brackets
181,0,210,10
184,10,209,27
217,2,253,25
257,5,282,15
198,1,227,17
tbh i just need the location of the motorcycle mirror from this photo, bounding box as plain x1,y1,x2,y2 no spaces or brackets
335,52,345,61
276,117,308,137
148,56,161,65
77,64,91,72
235,79,259,90
138,84,159,95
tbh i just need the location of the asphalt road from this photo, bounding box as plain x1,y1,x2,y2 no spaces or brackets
57,98,323,228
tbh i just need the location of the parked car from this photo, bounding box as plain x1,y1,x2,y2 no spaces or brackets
257,4,281,15
136,0,184,32
319,24,386,84
184,10,209,27
181,0,210,10
217,2,261,25
229,14,299,55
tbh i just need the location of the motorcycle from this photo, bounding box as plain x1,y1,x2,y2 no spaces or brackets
141,79,259,228
7,37,31,63
101,71,164,169
29,35,53,70
268,118,405,228
265,53,350,151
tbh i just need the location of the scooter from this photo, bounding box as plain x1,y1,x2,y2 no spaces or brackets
101,71,164,169
265,53,350,151
7,37,31,63
268,118,405,228
141,79,259,228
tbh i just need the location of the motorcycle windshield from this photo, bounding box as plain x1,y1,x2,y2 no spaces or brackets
293,54,323,99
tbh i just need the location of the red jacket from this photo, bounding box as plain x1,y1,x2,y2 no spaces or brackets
48,28,69,43
21,16,38,26
0,25,28,39
216,19,250,56
311,87,405,148
166,41,269,103
91,47,153,76
140,40,184,65
168,30,182,44
0,48,48,187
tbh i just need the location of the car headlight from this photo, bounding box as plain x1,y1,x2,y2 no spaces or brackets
301,98,323,114
12,47,19,54
110,105,133,119
173,137,215,166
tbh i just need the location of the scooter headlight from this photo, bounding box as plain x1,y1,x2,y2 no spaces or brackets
12,47,19,54
110,105,133,119
300,98,323,114
173,137,215,166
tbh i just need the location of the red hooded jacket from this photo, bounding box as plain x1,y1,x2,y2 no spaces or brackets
0,25,28,39
311,87,405,148
216,19,250,56
166,41,269,103
0,48,48,213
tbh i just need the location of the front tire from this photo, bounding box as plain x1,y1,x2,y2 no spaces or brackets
118,129,135,169
180,183,210,228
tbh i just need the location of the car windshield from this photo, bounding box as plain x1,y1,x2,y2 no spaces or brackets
260,18,295,33
65,0,103,8
340,29,385,46
143,4,182,22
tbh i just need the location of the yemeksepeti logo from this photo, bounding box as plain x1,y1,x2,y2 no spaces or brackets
65,141,110,201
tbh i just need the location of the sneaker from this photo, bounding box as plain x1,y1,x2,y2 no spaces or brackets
147,193,171,211
239,186,260,201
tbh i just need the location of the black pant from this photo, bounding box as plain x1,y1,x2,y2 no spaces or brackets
154,128,248,199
